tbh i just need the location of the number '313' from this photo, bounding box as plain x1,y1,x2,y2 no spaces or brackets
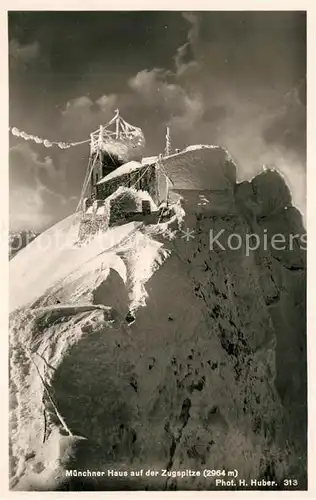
283,479,298,487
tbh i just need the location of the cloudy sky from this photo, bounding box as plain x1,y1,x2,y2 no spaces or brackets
9,11,306,231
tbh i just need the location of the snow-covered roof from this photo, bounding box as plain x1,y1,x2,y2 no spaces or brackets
141,156,158,165
163,144,225,160
160,144,237,191
96,144,236,189
97,160,154,185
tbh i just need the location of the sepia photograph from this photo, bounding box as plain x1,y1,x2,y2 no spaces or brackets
8,10,307,491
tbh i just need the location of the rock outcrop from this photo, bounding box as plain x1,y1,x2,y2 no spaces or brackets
9,230,38,259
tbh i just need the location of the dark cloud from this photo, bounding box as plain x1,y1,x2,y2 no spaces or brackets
9,39,40,68
171,12,306,212
9,143,74,231
61,94,118,137
263,80,306,159
9,11,306,228
174,12,200,75
59,68,204,153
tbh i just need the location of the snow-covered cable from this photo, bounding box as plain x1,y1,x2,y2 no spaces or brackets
9,110,145,151
28,351,73,436
9,126,90,149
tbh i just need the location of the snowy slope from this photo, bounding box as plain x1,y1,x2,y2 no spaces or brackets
9,215,146,313
9,230,38,259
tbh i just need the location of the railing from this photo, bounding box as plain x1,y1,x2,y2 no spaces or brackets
90,109,145,154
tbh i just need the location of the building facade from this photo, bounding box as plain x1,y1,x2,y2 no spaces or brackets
96,162,162,206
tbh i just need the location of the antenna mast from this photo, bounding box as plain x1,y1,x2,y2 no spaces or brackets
115,108,120,139
165,126,171,156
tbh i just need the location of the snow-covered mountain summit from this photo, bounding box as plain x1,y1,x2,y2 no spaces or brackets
9,145,306,491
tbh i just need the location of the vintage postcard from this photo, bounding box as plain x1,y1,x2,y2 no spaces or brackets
7,8,308,493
